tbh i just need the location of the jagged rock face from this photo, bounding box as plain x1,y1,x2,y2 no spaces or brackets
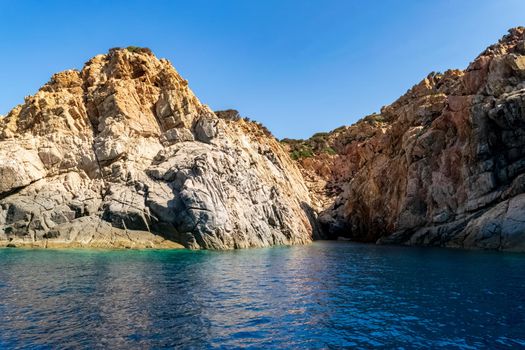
312,27,525,251
0,48,315,249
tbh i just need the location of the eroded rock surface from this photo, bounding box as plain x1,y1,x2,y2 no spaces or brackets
0,48,316,249
288,27,525,251
4,27,525,252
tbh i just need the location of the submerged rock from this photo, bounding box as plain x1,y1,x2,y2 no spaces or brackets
0,48,316,249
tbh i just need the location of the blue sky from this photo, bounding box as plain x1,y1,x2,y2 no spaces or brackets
1,1,524,139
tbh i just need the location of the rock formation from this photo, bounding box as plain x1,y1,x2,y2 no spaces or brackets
0,48,316,249
287,27,525,252
3,27,525,252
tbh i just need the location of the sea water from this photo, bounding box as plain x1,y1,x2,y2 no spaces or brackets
0,242,524,349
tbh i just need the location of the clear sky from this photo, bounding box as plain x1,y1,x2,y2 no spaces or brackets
1,0,524,139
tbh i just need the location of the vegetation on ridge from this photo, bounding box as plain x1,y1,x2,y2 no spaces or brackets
108,46,153,55
215,109,274,138
126,46,153,54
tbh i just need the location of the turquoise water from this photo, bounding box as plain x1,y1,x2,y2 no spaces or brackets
0,242,524,349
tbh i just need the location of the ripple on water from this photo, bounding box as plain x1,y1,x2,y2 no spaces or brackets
0,243,524,349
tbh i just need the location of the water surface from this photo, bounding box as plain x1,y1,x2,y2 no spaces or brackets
0,242,524,349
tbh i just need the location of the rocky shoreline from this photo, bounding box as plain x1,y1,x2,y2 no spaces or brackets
2,28,525,251
0,216,183,249
285,27,525,252
0,48,316,250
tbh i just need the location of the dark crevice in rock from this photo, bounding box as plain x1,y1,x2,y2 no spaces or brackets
0,178,41,201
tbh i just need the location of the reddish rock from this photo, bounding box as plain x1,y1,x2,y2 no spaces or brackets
291,27,525,251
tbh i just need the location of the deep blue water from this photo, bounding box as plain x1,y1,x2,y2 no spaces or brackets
0,242,524,349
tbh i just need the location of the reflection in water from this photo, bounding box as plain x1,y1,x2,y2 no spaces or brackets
0,243,525,348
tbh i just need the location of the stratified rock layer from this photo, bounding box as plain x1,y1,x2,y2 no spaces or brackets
0,48,315,249
310,27,525,251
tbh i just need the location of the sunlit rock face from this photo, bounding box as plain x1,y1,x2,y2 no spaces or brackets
0,48,316,249
4,28,525,252
288,27,525,251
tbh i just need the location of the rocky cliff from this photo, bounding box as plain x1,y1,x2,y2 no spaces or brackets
288,27,525,251
3,28,525,252
0,48,316,249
